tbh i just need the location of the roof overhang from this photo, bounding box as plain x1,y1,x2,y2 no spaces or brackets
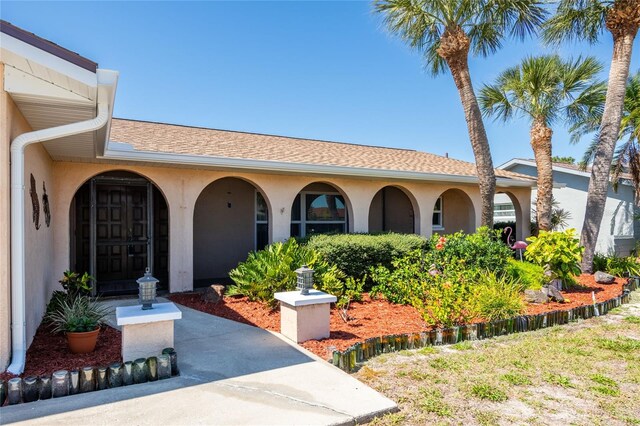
1,27,118,159
102,144,535,187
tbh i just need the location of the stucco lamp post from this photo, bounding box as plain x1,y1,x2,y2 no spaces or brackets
295,265,314,295
137,267,158,310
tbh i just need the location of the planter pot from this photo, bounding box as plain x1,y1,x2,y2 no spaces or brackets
66,328,99,354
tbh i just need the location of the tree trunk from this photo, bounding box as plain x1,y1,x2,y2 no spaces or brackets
580,12,637,273
530,119,553,231
438,28,496,228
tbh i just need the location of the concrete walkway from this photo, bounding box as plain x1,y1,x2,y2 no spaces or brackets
0,299,397,425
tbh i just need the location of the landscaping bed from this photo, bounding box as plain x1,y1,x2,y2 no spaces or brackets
169,274,628,359
0,324,121,382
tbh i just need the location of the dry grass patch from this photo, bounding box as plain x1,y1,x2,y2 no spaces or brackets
355,294,640,425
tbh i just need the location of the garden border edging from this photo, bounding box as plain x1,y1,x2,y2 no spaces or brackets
331,277,640,373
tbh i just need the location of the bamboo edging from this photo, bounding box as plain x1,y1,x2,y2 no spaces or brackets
331,276,640,373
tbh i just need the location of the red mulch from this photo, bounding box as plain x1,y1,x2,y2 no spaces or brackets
0,324,121,382
169,274,629,360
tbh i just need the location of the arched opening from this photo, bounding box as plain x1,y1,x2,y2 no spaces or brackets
193,177,270,287
290,182,348,238
70,170,169,295
434,188,475,234
493,192,524,242
368,186,415,233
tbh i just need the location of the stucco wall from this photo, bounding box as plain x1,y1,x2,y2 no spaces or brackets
193,177,256,280
508,163,637,254
23,143,55,349
50,160,531,293
441,189,476,234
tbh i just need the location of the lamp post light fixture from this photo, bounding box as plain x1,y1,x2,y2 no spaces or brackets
295,264,314,295
137,267,158,310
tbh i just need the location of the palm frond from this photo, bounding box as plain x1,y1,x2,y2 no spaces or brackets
542,0,609,45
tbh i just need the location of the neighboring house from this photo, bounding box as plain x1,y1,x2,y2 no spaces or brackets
498,158,639,255
0,21,534,373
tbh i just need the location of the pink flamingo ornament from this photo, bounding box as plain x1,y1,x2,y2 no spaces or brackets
503,227,528,261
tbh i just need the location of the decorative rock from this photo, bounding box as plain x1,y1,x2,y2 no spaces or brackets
595,271,616,284
157,354,172,379
133,358,148,384
146,357,158,382
69,370,80,395
80,367,95,393
525,289,548,304
96,366,108,390
22,376,39,403
122,361,134,385
52,370,69,398
108,363,123,388
0,380,7,406
39,376,52,400
8,377,22,405
201,284,225,304
544,285,565,303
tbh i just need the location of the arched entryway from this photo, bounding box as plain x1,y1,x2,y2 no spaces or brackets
290,182,349,238
368,186,416,233
494,192,524,241
193,177,270,287
433,188,476,234
70,171,169,295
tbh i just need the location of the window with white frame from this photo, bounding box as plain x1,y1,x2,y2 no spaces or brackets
256,191,268,250
432,197,443,229
290,191,347,238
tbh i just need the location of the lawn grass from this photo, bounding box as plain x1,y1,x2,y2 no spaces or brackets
358,294,640,425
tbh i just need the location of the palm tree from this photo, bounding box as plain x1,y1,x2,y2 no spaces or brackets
479,55,604,230
544,0,640,272
575,70,640,197
373,0,547,227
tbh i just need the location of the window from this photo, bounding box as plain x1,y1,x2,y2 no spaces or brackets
256,192,268,250
290,192,347,238
432,197,443,230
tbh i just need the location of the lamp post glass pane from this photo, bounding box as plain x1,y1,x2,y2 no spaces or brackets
137,267,158,309
295,265,314,295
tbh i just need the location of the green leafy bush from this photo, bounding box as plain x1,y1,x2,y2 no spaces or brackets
47,271,94,316
45,296,111,333
411,271,475,327
593,252,640,277
369,250,429,304
525,229,584,287
305,233,427,283
228,239,344,306
426,227,513,274
504,258,547,290
472,272,525,321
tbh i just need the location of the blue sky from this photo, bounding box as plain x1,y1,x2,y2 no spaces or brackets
3,1,639,166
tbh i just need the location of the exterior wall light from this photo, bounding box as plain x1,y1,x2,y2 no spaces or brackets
137,267,158,310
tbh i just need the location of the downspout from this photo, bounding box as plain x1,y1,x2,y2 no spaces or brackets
7,102,109,374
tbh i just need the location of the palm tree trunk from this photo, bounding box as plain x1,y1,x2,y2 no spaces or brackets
438,28,496,227
580,23,637,273
530,119,553,231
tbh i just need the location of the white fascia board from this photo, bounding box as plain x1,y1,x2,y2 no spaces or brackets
3,65,93,104
95,69,119,156
1,32,97,87
101,147,534,187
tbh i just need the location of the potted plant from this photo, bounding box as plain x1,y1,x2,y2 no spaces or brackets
46,296,111,353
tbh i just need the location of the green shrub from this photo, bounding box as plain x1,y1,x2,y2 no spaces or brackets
369,250,429,304
525,229,584,287
305,233,427,282
228,239,344,306
503,258,547,290
46,270,95,317
593,252,640,277
411,271,475,327
426,227,513,274
472,272,525,321
45,296,111,333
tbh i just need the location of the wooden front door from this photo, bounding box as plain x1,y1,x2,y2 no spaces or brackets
94,182,150,294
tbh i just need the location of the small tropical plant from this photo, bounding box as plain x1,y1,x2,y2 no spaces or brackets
472,272,525,321
504,258,547,290
47,270,94,316
411,271,475,328
228,239,344,307
593,252,640,277
46,296,111,333
324,276,366,322
525,229,584,287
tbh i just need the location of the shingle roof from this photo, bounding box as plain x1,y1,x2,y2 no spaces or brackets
109,118,533,182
